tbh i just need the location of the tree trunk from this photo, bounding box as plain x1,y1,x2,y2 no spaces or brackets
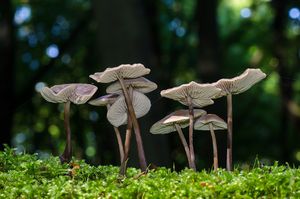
92,0,171,167
0,0,15,149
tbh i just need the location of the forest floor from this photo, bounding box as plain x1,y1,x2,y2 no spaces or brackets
0,147,300,198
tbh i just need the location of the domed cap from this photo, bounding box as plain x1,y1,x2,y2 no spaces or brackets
40,83,98,104
150,109,207,134
88,93,119,106
106,77,157,94
107,91,151,127
194,114,227,131
160,81,221,108
213,68,266,97
89,63,151,83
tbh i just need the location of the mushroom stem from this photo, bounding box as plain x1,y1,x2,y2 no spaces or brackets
120,87,133,176
120,115,133,176
226,94,233,171
209,123,218,171
117,76,147,172
187,96,196,171
175,124,192,169
106,104,125,165
60,101,72,163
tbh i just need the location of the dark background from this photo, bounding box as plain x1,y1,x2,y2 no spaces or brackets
1,0,300,170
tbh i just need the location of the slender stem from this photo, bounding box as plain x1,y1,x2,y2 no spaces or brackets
175,124,192,169
60,101,72,163
187,96,196,171
107,104,125,165
118,76,147,171
209,123,218,171
120,87,133,176
226,94,233,171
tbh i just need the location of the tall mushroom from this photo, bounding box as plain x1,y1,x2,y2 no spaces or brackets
89,63,152,171
150,109,206,169
212,68,266,171
194,114,227,171
88,94,125,165
160,82,221,170
40,83,98,163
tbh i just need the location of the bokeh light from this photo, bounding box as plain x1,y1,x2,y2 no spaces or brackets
46,44,59,58
289,7,300,19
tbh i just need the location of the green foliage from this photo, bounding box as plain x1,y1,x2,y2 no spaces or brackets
1,147,300,198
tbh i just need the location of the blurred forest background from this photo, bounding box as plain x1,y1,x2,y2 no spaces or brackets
1,0,300,170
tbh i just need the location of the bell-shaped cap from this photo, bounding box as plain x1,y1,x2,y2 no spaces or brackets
160,81,221,108
213,68,266,97
40,83,98,104
107,91,151,127
150,109,207,134
88,93,119,106
89,63,151,83
194,114,227,131
106,77,157,94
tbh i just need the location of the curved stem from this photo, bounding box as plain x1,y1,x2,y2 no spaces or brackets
118,76,147,171
187,96,196,171
209,123,218,171
120,88,133,176
60,101,72,163
226,94,233,171
175,124,192,169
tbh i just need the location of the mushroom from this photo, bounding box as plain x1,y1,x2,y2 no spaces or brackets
40,83,98,163
212,68,266,171
150,109,206,169
89,63,152,171
106,77,157,94
194,114,227,171
160,81,221,170
88,94,125,165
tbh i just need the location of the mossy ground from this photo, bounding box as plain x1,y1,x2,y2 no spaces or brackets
0,147,300,198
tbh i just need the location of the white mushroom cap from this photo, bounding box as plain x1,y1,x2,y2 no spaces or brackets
88,93,119,106
194,114,227,131
106,77,157,94
89,63,151,83
160,81,221,108
213,68,266,97
150,109,207,134
40,83,98,104
107,91,151,127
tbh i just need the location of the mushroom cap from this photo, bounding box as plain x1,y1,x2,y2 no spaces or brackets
213,68,266,97
106,77,157,94
150,109,207,134
89,63,151,83
40,83,98,104
107,91,151,127
194,114,227,131
160,81,221,108
88,93,119,106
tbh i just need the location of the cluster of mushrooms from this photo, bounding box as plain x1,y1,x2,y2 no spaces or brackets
40,63,266,174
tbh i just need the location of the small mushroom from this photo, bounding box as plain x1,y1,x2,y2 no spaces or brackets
106,77,157,94
89,94,124,164
194,114,227,171
212,68,266,171
40,83,97,163
150,109,206,169
161,81,221,170
90,63,152,171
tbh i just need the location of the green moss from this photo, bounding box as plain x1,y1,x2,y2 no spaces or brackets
1,147,300,198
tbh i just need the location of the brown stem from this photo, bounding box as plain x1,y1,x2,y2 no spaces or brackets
120,87,133,176
226,94,233,171
118,76,147,171
209,123,218,171
187,96,196,171
60,101,72,163
175,124,192,169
